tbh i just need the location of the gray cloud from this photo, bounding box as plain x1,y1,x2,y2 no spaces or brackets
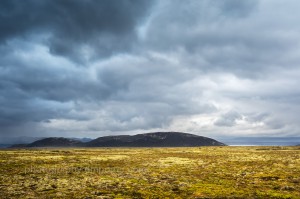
1,0,300,138
0,0,153,62
214,111,242,127
144,0,300,78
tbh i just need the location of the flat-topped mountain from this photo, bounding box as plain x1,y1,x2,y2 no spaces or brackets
9,132,226,148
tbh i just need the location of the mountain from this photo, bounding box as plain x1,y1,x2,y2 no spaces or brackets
0,136,45,145
0,144,12,148
9,144,28,148
86,132,226,147
8,132,226,148
71,137,93,143
27,137,83,147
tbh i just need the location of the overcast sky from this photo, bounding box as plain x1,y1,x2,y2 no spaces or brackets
1,0,300,138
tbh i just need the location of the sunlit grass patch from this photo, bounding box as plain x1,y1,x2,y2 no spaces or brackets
15,155,65,160
88,155,129,161
158,157,196,166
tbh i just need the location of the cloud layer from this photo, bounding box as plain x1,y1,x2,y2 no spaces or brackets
1,0,300,138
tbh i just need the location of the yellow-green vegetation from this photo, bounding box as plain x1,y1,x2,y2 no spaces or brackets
0,146,299,199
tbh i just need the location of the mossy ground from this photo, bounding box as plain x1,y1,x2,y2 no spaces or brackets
0,146,299,198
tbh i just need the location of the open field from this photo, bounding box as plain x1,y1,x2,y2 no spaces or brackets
0,146,299,199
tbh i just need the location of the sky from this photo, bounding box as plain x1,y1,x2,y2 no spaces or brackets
1,0,300,139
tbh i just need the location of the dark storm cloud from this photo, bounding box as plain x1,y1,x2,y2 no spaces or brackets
0,39,215,136
1,0,300,138
0,0,155,135
0,0,153,62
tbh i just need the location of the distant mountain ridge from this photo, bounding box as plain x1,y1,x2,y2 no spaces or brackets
9,132,226,148
27,137,83,147
0,136,92,147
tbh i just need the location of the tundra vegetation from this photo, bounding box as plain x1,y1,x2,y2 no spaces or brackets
0,146,299,198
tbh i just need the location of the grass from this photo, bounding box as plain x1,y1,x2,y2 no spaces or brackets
0,146,299,198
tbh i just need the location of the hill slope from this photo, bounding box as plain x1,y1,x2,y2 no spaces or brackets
27,137,83,147
86,132,226,147
10,132,226,147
